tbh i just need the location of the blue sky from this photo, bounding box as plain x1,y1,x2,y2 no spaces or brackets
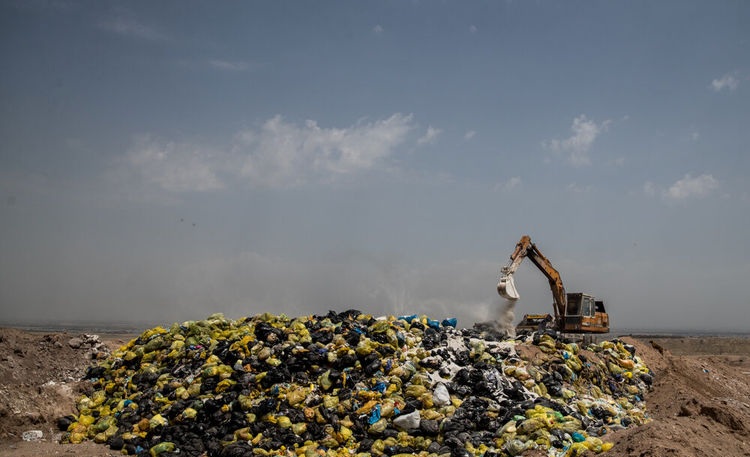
1,1,749,332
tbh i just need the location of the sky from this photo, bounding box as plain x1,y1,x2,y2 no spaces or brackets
1,1,749,332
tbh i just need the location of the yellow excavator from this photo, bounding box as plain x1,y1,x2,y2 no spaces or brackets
497,235,610,334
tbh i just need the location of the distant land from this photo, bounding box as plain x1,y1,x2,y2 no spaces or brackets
1,318,747,338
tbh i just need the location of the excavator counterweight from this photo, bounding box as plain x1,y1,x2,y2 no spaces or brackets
498,235,610,334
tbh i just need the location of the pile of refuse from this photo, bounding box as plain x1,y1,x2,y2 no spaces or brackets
63,311,653,456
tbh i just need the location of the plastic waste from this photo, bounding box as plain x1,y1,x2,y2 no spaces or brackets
369,404,382,425
392,410,420,431
62,310,652,457
21,430,43,442
504,438,530,456
432,382,451,406
149,442,175,456
571,431,586,442
441,318,457,328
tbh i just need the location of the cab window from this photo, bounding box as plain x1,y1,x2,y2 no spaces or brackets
567,298,581,315
582,297,594,317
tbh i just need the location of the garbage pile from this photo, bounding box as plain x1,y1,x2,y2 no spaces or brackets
63,311,653,456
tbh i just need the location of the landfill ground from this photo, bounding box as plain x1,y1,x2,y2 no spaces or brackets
0,326,749,457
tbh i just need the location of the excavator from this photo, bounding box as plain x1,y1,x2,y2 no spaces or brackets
497,235,609,334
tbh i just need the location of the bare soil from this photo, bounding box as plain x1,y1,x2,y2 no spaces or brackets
601,336,750,456
0,328,129,456
0,328,748,456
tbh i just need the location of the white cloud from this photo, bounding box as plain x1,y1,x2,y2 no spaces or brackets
209,60,253,71
690,131,700,141
125,114,418,191
464,130,476,140
566,182,591,193
494,176,521,192
711,72,740,92
543,115,611,166
417,125,442,145
664,173,719,201
236,114,415,186
125,136,225,192
469,25,478,33
373,24,384,34
98,15,167,41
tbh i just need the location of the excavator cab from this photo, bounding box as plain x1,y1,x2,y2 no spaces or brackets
561,293,609,333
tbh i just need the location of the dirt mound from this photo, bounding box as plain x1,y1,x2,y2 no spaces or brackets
601,337,750,456
677,397,748,433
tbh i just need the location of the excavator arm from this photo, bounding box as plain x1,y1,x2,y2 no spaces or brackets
497,235,567,320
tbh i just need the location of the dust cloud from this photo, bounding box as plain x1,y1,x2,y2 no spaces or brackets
492,297,517,337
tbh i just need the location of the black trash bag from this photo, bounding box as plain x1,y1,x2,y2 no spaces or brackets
419,419,439,435
252,397,277,416
358,438,374,452
108,435,124,451
221,442,254,457
421,327,440,350
84,365,107,380
56,415,75,431
253,322,284,343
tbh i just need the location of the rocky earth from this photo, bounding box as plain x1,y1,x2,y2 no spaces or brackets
0,324,748,457
0,328,115,441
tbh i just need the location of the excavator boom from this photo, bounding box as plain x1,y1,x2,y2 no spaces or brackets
497,235,567,320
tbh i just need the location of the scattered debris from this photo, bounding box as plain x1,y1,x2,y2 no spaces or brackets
20,430,43,442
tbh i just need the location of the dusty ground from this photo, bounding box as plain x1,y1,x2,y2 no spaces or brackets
0,328,748,456
0,328,130,456
599,336,750,456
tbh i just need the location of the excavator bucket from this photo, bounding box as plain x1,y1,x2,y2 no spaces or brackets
497,274,520,300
